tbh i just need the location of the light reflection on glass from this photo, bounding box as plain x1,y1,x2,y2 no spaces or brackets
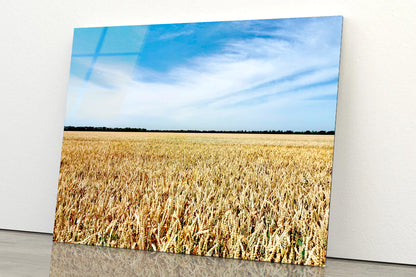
49,242,326,277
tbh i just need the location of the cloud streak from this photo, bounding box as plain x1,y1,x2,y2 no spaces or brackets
65,17,342,131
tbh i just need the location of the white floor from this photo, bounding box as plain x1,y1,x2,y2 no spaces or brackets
1,229,416,277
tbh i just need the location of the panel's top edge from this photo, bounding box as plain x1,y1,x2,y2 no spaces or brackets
73,15,343,30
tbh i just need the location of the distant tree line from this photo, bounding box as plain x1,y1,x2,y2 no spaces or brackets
64,126,335,135
64,126,147,132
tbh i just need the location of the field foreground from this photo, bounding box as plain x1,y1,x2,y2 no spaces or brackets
53,132,334,266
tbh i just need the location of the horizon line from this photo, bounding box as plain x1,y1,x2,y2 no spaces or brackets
64,126,335,134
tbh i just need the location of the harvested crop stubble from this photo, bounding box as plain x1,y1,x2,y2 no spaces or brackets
54,131,334,266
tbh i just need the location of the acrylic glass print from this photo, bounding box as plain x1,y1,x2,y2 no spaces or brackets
53,16,343,266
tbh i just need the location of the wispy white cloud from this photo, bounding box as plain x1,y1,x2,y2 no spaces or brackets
66,17,342,131
158,29,194,40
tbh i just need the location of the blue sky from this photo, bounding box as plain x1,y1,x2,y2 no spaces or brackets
65,16,343,131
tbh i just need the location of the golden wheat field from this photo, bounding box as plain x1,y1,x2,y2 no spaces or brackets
53,131,334,266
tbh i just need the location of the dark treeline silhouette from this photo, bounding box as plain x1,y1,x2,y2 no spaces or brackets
64,126,335,135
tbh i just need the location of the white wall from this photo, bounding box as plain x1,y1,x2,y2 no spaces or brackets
0,0,415,265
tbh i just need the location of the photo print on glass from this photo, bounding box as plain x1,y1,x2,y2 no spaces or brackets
54,16,343,266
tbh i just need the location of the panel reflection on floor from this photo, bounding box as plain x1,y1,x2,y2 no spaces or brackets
49,242,325,277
